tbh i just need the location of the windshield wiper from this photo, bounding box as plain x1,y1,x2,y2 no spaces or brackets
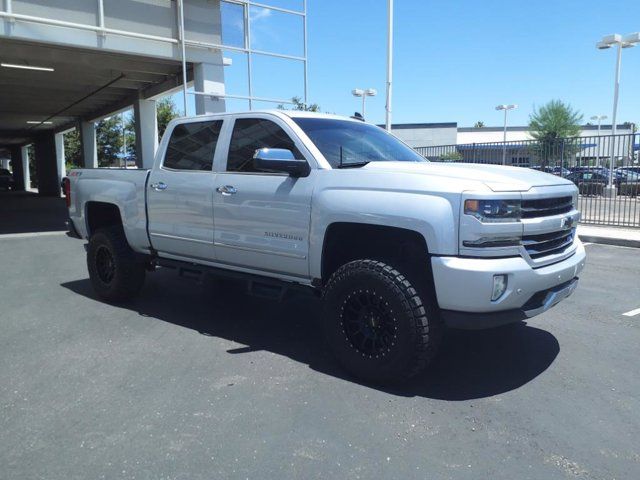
337,147,371,168
336,161,370,169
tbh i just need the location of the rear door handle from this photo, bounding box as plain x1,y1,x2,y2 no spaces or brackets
216,185,237,195
150,182,168,191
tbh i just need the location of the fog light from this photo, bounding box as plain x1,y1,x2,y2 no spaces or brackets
492,274,508,301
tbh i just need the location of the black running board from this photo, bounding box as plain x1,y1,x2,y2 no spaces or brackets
155,257,314,301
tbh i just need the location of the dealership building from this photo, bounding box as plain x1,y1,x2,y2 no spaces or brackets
390,122,636,149
0,0,306,195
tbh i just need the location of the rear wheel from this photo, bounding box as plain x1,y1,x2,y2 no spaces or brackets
87,226,146,302
322,260,441,384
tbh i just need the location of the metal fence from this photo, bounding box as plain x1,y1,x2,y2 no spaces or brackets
415,133,640,228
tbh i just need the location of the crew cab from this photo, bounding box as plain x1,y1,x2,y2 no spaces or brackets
64,111,586,383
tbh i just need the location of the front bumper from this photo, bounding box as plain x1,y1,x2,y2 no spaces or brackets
431,240,586,329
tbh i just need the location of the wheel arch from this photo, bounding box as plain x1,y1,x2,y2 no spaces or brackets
85,201,124,237
319,222,432,285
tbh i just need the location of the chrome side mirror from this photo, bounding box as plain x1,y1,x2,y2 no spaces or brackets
252,148,310,177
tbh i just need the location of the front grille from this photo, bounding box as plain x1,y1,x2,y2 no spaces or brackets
522,228,575,259
521,196,573,218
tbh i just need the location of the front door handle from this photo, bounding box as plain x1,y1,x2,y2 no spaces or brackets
150,182,168,191
216,185,237,195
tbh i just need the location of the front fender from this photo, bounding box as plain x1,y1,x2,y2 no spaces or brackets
309,188,458,279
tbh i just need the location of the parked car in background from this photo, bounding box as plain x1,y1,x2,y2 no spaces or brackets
617,166,640,176
570,166,638,187
616,169,640,196
530,165,570,177
565,170,609,195
569,166,609,175
552,166,571,177
0,168,14,190
616,168,640,181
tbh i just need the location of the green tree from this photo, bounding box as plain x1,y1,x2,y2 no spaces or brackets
440,150,463,162
473,121,485,128
64,129,82,170
156,97,180,140
96,116,124,167
529,100,582,140
278,96,320,112
528,100,583,168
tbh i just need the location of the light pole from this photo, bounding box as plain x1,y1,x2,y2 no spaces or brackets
596,32,640,197
352,88,377,120
590,114,607,137
385,0,393,131
495,104,518,165
590,114,607,168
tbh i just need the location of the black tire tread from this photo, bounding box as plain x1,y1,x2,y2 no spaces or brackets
323,259,441,381
87,226,145,302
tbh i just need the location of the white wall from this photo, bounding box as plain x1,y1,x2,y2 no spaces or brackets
457,130,533,144
6,0,222,64
390,124,458,148
457,125,636,145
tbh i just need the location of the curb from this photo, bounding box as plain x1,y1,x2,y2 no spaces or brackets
578,234,640,249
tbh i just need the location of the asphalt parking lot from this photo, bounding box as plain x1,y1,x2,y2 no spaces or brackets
1,224,639,479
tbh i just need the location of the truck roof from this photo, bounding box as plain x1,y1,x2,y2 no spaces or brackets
175,110,363,123
277,110,360,122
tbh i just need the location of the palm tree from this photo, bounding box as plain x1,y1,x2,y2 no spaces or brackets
528,100,583,169
473,121,485,128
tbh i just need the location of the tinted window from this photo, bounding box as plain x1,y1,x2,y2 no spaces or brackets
0,169,10,176
293,118,426,168
164,120,222,171
227,118,302,173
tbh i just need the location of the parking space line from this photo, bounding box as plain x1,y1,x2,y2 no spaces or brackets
622,307,640,317
0,231,67,240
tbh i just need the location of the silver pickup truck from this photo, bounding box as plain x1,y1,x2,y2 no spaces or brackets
64,111,586,383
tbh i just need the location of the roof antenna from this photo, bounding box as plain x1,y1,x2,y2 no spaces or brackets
351,112,365,122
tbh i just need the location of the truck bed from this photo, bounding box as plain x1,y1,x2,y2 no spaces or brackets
68,168,152,253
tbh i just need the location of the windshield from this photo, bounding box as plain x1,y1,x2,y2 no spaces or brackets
293,118,426,168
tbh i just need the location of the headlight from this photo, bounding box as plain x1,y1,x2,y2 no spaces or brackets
464,199,521,223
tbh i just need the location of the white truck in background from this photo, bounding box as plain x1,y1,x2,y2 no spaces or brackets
64,111,586,383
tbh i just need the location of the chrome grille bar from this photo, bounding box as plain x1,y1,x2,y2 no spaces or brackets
522,229,575,259
521,196,573,218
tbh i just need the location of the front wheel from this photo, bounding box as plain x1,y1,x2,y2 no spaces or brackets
322,260,441,384
87,226,146,302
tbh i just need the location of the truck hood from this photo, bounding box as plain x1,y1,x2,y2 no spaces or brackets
361,161,572,192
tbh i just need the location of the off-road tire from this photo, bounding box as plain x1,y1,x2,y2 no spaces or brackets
87,226,146,302
322,260,441,384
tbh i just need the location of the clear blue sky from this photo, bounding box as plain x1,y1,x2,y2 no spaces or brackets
177,0,640,128
305,0,640,127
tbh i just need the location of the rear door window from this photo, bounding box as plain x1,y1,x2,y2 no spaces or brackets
164,120,223,171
